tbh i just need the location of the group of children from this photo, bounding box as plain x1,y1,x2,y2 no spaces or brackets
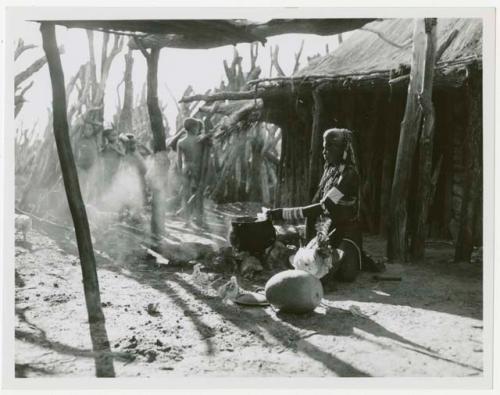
74,115,149,216
74,113,210,227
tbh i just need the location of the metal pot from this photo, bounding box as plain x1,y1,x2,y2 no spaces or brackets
228,216,276,255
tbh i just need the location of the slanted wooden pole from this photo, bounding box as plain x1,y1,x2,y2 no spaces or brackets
410,18,438,261
40,22,115,377
387,19,427,262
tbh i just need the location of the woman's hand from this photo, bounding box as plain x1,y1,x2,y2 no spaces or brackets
316,231,329,247
266,208,283,221
316,231,332,258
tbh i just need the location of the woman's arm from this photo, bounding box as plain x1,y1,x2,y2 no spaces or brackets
268,202,324,221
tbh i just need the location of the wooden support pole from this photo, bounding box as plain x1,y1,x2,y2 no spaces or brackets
455,65,482,262
387,19,427,262
117,48,134,134
307,84,326,200
146,47,167,152
136,43,169,244
379,109,396,236
410,18,438,261
40,22,115,377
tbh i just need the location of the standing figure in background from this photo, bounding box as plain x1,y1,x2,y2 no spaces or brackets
100,125,125,188
177,117,208,226
73,111,102,203
108,133,148,225
120,133,148,204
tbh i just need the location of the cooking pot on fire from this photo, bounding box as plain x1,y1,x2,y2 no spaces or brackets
228,216,276,255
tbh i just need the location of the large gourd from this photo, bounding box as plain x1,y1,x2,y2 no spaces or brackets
264,270,323,313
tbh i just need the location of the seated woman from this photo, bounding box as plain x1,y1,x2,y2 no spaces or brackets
267,128,383,283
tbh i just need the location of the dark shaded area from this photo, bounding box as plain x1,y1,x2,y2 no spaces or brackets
84,245,369,376
276,307,430,351
170,273,370,377
15,363,54,378
91,254,365,375
15,269,25,288
94,235,481,375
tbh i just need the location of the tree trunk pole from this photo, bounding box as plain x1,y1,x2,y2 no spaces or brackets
145,47,168,244
146,48,167,151
118,48,134,134
40,22,115,377
387,19,427,262
410,18,438,261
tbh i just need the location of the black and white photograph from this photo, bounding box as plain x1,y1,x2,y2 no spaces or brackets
1,4,497,391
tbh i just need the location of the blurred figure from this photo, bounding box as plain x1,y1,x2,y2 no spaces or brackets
119,133,148,204
177,118,210,226
73,110,102,203
100,124,125,187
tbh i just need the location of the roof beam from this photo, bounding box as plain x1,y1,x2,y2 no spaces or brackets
129,18,376,49
41,18,376,50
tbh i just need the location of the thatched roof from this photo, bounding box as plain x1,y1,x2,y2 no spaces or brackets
295,18,482,78
179,18,483,112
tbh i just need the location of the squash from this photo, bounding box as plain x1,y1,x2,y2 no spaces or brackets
265,270,323,314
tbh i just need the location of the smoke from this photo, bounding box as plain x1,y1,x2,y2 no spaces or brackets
79,158,151,263
146,151,169,194
98,164,145,215
25,146,225,263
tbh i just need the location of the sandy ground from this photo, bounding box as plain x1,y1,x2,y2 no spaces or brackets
14,203,483,378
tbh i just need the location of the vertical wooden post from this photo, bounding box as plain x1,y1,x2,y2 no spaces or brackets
40,22,115,377
378,100,394,236
137,44,168,244
284,118,309,206
455,65,482,262
275,122,286,207
146,47,167,152
410,18,438,261
387,19,427,262
117,48,134,134
308,84,326,201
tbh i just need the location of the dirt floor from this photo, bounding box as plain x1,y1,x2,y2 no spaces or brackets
14,203,483,378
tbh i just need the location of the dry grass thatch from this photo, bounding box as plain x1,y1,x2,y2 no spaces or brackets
295,18,482,78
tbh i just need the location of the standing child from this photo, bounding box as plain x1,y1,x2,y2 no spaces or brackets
177,117,209,226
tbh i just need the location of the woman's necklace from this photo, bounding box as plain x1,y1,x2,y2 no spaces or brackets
320,163,344,198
